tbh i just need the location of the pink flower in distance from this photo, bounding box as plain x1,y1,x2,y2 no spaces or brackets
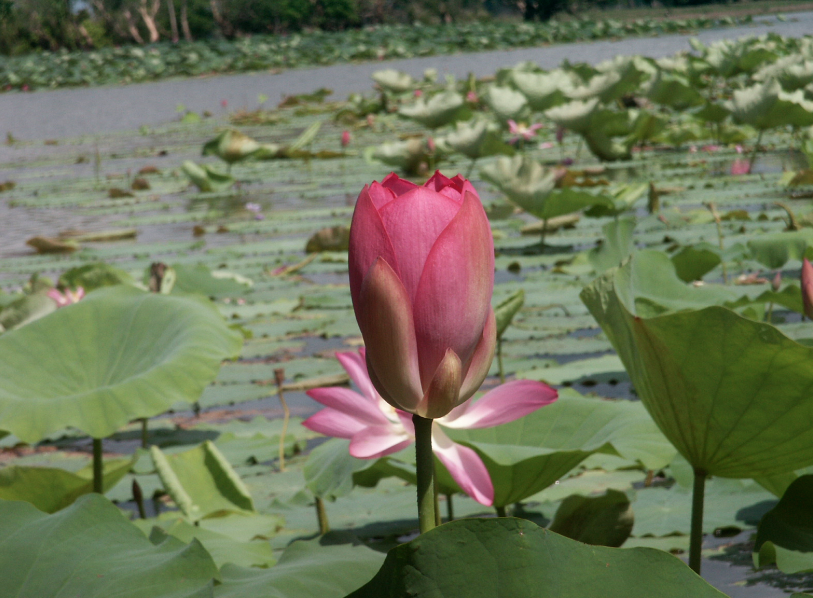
47,287,85,307
303,349,558,505
341,130,352,148
802,258,813,320
349,172,495,419
466,91,478,103
507,120,543,144
731,158,750,175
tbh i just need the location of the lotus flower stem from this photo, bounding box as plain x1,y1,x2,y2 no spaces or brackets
140,418,149,448
132,479,147,519
465,158,477,179
749,130,763,170
414,414,437,534
495,505,507,517
704,202,727,284
315,496,330,534
434,486,442,527
689,468,707,575
275,368,290,472
445,493,454,521
92,438,104,494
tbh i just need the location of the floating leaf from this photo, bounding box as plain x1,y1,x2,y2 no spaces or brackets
399,90,468,129
549,489,634,547
182,161,235,192
151,441,254,522
754,474,813,573
202,129,262,164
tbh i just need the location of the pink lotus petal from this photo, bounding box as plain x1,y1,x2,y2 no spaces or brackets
415,348,463,419
303,409,368,439
348,185,400,311
507,120,518,134
305,387,389,426
378,186,461,304
458,309,496,402
440,379,558,429
412,191,494,387
349,425,413,459
357,258,424,412
336,350,379,403
432,426,493,505
381,172,418,196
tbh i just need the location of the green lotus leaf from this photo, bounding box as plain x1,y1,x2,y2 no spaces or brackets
691,101,731,124
151,441,255,522
182,161,235,192
670,243,723,282
371,68,416,94
202,129,262,164
0,290,56,331
483,85,530,122
398,90,467,129
754,475,813,573
584,183,648,218
349,518,725,598
754,55,813,91
544,98,600,133
0,285,242,443
545,100,635,161
748,229,813,269
171,264,252,299
58,262,136,292
442,118,514,160
644,70,705,110
581,251,813,478
216,534,386,598
369,138,434,175
0,494,218,598
587,217,636,273
494,288,525,338
304,437,372,501
549,489,634,547
728,79,813,130
510,69,575,111
567,56,651,103
481,155,614,220
653,121,708,146
0,455,135,512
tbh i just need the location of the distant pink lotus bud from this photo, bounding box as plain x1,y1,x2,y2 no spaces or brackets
414,89,423,98
730,158,750,175
47,287,85,308
735,145,744,154
221,99,228,108
539,141,554,150
772,271,782,292
348,172,496,419
803,258,813,319
466,91,478,103
341,130,352,148
426,136,436,153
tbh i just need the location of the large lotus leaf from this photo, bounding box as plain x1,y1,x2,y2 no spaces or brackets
626,110,668,145
348,518,725,598
398,90,467,129
581,254,813,478
691,101,731,124
303,438,373,501
215,534,385,598
480,155,613,220
747,229,813,269
545,98,600,133
0,290,56,331
584,183,647,218
371,69,416,94
567,61,647,104
446,391,675,507
546,101,635,161
202,129,262,164
728,79,813,130
483,85,529,122
510,69,575,111
442,118,514,160
151,441,254,522
0,494,218,598
0,286,241,443
644,70,704,110
182,161,235,192
754,475,813,573
670,243,722,282
0,455,134,513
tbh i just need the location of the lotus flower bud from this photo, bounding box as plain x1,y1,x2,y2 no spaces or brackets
341,130,351,148
772,270,782,292
348,172,496,419
803,258,813,320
